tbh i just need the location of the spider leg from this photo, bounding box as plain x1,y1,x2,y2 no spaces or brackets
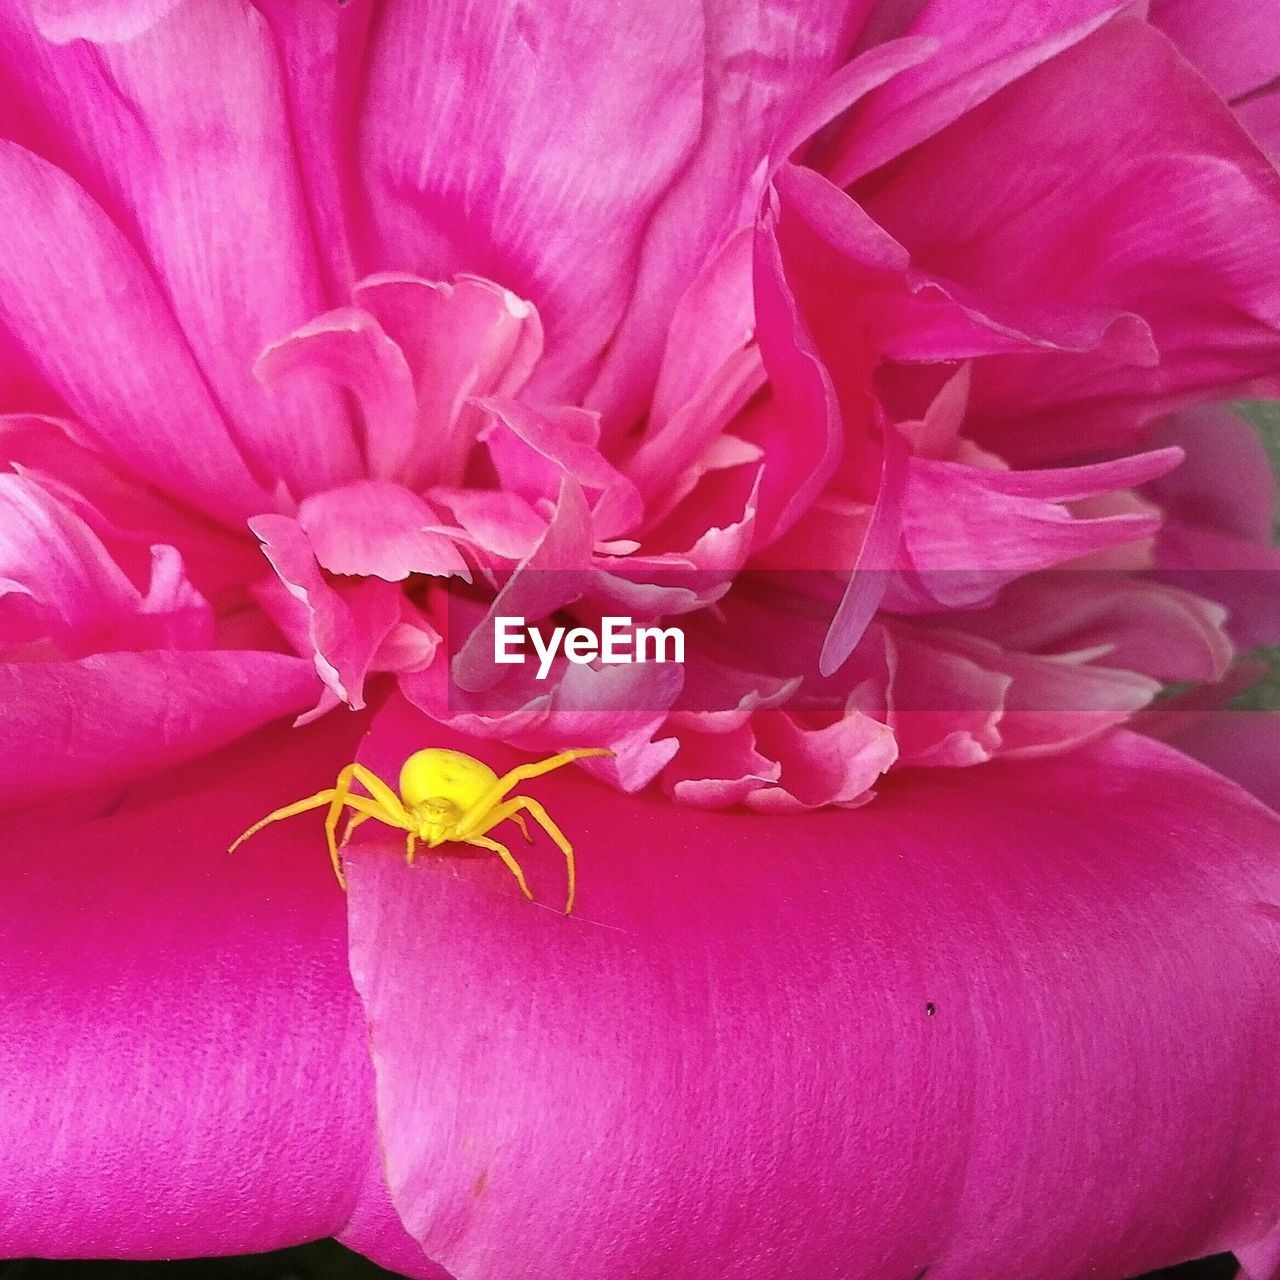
326,765,411,888
455,748,611,837
339,810,374,849
346,764,414,827
406,831,418,865
230,788,393,888
229,790,339,854
326,794,403,887
465,834,534,902
506,796,577,915
468,797,577,914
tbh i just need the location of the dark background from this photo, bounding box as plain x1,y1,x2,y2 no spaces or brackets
0,1244,1244,1279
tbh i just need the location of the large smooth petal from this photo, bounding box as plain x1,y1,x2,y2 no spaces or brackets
252,0,374,299
0,650,319,811
348,699,1280,1280
356,0,704,400
1166,711,1280,815
1149,0,1280,105
0,715,437,1276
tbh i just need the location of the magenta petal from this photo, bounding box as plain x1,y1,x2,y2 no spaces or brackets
30,0,181,43
255,308,409,483
0,649,318,811
0,471,211,655
1166,711,1280,814
0,717,435,1271
0,143,267,523
586,0,867,429
250,513,401,712
352,273,544,489
861,16,1280,454
1150,0,1280,104
357,0,704,398
0,0,362,497
297,481,471,583
347,698,1280,1280
822,1,1121,183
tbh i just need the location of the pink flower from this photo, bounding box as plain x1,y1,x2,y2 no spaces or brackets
2,2,1280,1277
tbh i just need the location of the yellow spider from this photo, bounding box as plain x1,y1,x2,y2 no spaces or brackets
228,746,611,913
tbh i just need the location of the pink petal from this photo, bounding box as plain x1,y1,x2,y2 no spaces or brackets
256,307,418,482
1149,0,1280,104
1166,711,1280,814
820,1,1123,183
296,481,470,583
347,700,1280,1279
585,1,876,432
478,398,644,540
356,0,704,399
250,0,373,297
250,513,401,714
0,1,363,496
1,413,264,607
0,143,267,522
0,715,439,1276
427,488,548,563
1151,407,1277,545
856,17,1280,456
743,709,897,810
889,453,1169,611
819,416,908,675
0,649,318,811
774,160,1155,368
750,200,842,542
1147,409,1280,648
0,472,211,656
625,234,767,508
953,575,1234,685
450,477,593,693
30,0,181,43
353,273,545,488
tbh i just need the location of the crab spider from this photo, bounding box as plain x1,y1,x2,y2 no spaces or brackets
228,746,612,913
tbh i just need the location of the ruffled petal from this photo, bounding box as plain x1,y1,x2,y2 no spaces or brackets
0,472,211,656
587,5,895,431
250,513,402,714
853,16,1280,455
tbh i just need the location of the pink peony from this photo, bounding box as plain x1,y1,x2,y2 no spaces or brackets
2,2,1280,1277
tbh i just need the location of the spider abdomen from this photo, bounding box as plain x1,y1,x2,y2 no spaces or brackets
399,748,500,811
